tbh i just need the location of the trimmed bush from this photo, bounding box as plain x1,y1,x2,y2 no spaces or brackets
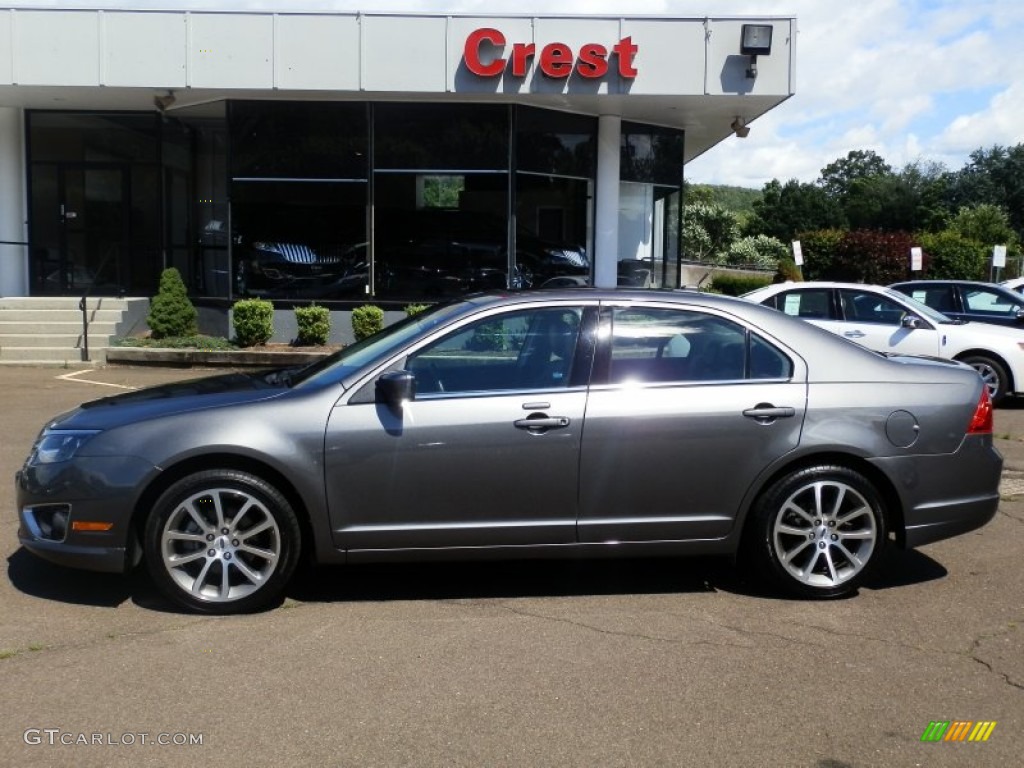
147,267,198,339
404,303,430,317
708,273,773,296
351,304,384,341
918,231,987,280
294,304,331,346
232,299,274,347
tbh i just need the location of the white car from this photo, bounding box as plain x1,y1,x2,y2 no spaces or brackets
1001,276,1024,294
742,281,1024,404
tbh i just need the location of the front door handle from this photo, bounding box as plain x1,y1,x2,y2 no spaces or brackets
844,330,866,338
742,404,796,425
514,415,571,433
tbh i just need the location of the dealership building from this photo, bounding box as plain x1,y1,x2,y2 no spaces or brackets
0,7,794,317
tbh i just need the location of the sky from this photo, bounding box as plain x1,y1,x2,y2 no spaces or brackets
8,0,1024,189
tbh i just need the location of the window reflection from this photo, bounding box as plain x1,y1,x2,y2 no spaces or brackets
407,307,583,394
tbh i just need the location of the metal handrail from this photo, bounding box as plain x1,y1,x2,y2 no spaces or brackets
77,247,119,362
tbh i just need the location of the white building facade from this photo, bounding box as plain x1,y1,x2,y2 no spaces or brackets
0,8,795,305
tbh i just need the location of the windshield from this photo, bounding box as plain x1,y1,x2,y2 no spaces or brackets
880,286,955,323
289,301,470,389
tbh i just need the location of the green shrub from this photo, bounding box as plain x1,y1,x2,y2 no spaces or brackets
708,273,773,296
147,267,198,339
795,229,845,281
294,304,331,346
726,235,790,269
351,305,384,341
404,303,430,317
774,258,804,283
232,299,274,347
918,231,987,280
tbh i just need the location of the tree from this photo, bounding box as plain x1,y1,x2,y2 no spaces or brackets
946,144,1024,236
947,204,1018,249
818,149,892,200
745,179,844,242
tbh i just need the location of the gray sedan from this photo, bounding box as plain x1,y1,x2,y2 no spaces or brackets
16,289,1002,613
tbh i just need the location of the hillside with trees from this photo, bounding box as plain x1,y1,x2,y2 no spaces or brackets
684,143,1024,285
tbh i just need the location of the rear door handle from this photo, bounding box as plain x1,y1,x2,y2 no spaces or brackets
742,404,796,424
843,330,866,338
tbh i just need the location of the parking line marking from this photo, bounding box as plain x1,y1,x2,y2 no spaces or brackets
55,370,137,390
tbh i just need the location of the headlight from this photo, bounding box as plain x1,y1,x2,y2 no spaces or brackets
29,430,101,465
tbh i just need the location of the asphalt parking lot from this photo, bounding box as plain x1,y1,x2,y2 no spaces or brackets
1,364,1021,768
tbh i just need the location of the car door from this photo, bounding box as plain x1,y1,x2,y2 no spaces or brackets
837,287,942,356
577,303,807,542
324,303,595,551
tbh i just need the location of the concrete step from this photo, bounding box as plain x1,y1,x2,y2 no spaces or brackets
0,333,113,348
0,308,126,323
0,321,118,335
0,346,106,363
0,297,135,311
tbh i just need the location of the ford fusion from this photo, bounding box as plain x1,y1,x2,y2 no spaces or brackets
17,289,1002,614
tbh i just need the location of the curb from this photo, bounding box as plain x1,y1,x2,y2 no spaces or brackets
104,347,334,367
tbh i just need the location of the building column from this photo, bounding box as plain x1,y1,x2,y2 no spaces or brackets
593,114,621,289
0,107,28,296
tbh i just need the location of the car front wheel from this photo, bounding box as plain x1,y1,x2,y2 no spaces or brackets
144,470,301,614
745,465,887,599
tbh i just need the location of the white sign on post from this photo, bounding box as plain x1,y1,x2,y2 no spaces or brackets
910,247,923,272
993,244,1007,268
791,240,803,266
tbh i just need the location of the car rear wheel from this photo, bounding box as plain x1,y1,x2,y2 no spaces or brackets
958,355,1008,406
144,470,301,614
745,465,886,599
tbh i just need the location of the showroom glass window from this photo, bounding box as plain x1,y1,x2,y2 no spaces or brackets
372,103,510,301
514,107,595,289
27,112,162,297
619,123,684,289
228,101,369,301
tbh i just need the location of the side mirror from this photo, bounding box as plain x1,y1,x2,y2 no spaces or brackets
376,370,416,410
901,314,922,329
1014,307,1024,322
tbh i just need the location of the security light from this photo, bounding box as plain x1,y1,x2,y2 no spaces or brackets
740,24,772,78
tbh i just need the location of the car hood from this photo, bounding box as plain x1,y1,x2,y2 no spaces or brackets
47,371,291,431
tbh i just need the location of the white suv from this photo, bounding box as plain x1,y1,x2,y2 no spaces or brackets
743,281,1024,405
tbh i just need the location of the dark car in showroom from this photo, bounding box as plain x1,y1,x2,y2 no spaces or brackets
889,279,1024,327
17,289,1001,614
373,208,589,297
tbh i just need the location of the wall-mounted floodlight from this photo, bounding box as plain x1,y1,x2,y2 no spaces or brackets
731,117,750,138
740,24,773,78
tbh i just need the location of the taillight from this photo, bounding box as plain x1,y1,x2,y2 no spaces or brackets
967,388,993,434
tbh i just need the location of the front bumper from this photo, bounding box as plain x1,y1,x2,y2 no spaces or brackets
869,436,1003,549
16,454,158,574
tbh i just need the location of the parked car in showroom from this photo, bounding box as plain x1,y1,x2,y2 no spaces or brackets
889,279,1024,327
742,281,1024,405
18,288,1000,614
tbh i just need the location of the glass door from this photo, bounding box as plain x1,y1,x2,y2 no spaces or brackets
31,164,129,295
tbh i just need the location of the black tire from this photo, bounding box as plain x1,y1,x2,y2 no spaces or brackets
144,469,301,614
744,465,887,599
958,355,1008,406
